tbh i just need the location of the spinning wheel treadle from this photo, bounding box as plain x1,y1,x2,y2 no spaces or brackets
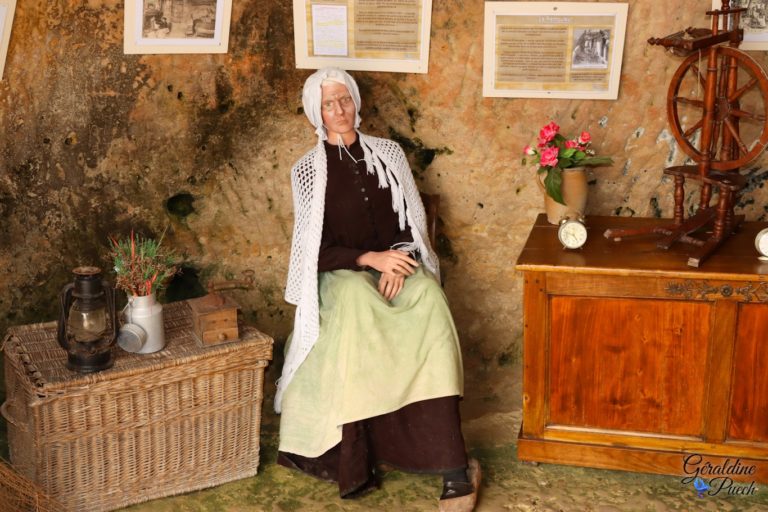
604,1,768,267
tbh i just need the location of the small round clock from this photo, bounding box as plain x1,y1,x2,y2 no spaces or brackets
558,218,588,249
755,227,768,260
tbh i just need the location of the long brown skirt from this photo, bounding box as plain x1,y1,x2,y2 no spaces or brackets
278,395,468,497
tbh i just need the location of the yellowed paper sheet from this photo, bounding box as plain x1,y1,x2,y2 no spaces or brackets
354,0,420,58
312,4,348,56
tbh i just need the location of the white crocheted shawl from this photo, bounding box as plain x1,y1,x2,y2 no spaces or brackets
275,68,439,412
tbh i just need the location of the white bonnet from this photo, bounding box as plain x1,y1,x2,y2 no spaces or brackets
301,67,362,140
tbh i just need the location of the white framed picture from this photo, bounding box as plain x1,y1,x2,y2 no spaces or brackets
483,2,628,100
124,0,232,54
0,0,16,79
712,0,768,50
293,0,432,74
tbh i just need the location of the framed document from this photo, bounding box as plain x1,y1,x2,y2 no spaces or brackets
0,0,16,79
483,2,628,99
124,0,232,54
293,0,432,73
712,0,768,50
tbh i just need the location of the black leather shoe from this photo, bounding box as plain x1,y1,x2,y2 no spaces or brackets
440,480,474,500
439,458,481,512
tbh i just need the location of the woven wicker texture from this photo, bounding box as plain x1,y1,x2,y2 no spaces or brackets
2,301,273,512
0,458,67,512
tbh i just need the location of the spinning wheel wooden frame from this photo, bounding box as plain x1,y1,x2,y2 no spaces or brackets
605,1,768,267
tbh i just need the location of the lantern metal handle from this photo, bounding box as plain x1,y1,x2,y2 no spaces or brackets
104,278,118,342
57,283,75,352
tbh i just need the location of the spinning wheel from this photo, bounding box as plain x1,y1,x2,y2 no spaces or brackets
668,47,768,171
605,1,768,267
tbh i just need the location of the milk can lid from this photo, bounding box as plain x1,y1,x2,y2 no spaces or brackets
117,323,147,353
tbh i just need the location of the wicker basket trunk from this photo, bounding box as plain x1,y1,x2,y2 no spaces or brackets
0,458,66,512
2,301,273,512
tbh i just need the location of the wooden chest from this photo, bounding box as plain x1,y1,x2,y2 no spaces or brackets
515,214,768,482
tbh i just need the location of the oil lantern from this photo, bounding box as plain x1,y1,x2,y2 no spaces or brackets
57,266,118,372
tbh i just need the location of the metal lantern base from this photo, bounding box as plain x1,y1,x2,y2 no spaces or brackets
65,351,114,373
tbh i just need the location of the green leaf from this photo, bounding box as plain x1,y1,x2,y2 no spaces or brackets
561,148,577,158
544,169,565,205
580,156,614,167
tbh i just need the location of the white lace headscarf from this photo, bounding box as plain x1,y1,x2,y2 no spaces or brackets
302,67,362,141
276,67,438,412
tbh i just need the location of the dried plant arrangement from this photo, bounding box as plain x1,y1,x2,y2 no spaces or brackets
108,230,178,297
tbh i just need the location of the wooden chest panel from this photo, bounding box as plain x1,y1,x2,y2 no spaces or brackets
729,303,768,443
549,296,710,436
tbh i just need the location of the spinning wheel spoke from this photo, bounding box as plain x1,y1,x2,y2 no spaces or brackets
717,58,730,97
729,77,758,102
710,120,723,157
731,108,766,122
724,117,749,154
674,96,705,108
684,118,704,138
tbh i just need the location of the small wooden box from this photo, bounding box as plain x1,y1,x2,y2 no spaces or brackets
187,293,240,346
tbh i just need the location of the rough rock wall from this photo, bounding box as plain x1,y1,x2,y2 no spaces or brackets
1,1,767,379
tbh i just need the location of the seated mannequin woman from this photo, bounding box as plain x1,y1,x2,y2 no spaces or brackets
276,67,480,512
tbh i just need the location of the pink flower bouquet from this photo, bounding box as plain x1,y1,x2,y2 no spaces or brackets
523,121,613,204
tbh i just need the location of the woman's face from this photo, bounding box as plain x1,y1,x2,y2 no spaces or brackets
320,82,357,145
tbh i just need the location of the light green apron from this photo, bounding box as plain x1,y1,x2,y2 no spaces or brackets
279,267,464,457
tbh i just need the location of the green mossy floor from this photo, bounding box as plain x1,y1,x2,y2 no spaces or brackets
2,360,768,511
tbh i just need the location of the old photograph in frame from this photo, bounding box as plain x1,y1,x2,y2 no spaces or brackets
293,0,432,74
483,2,628,99
0,0,16,79
124,0,233,54
712,0,768,50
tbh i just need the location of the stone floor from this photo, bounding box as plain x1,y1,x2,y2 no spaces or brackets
2,360,768,511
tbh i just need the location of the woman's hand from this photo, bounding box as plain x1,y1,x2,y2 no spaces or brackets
357,250,419,276
378,272,405,301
